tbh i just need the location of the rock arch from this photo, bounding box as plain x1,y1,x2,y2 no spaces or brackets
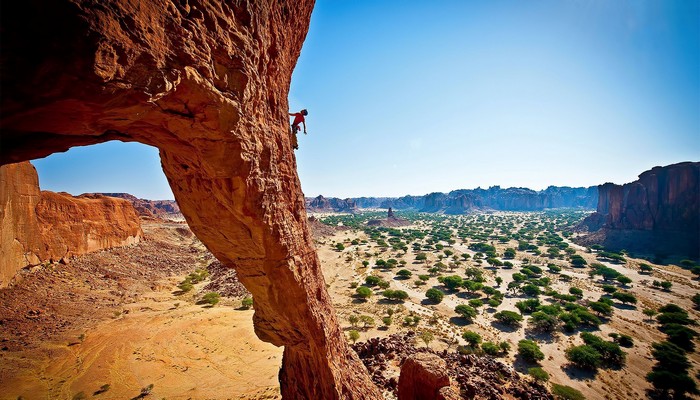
0,1,381,398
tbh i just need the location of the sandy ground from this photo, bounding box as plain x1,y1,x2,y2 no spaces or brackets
0,221,282,400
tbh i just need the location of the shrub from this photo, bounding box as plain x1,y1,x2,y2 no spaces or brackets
365,275,381,286
551,384,585,400
518,339,544,363
568,287,583,297
359,315,375,328
461,330,481,347
566,345,601,370
494,310,523,327
616,275,632,286
612,291,637,305
355,286,372,299
660,323,698,351
348,330,360,343
202,292,220,306
528,367,549,382
529,311,559,333
601,284,617,293
455,305,477,322
515,299,540,314
481,341,499,355
589,301,613,316
419,331,434,347
382,289,409,301
397,269,412,279
425,288,444,303
241,297,253,309
382,316,392,327
441,275,463,290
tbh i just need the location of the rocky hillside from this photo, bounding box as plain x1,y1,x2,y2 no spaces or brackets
101,193,181,219
578,161,699,259
0,162,143,288
307,186,597,213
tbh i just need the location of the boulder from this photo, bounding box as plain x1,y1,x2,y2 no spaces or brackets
398,353,453,400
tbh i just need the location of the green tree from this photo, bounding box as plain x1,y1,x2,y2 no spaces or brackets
348,315,359,328
462,330,482,347
396,269,412,279
494,310,523,327
365,275,381,286
612,291,637,305
454,305,477,322
348,330,360,344
518,339,544,363
355,286,372,300
425,288,444,303
566,345,601,370
528,367,549,382
529,311,558,333
441,275,464,291
495,276,503,286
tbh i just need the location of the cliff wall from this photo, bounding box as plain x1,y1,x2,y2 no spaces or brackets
307,186,596,214
579,162,699,259
0,162,142,287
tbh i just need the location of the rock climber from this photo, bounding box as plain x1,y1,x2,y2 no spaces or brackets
289,109,308,149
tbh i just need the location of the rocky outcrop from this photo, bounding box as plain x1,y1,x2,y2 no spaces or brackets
579,162,700,259
367,207,411,227
0,162,142,287
0,162,45,287
101,193,181,219
398,353,458,400
0,1,380,398
354,332,552,399
306,195,357,213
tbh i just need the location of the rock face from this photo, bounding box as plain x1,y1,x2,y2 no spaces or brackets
306,195,357,213
398,353,456,400
579,162,700,259
101,193,181,219
0,162,142,287
0,1,381,398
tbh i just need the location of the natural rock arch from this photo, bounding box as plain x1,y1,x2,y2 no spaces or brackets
0,1,381,398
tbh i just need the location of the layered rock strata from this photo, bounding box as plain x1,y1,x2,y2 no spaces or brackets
0,1,380,398
579,162,700,259
0,162,142,287
101,193,181,219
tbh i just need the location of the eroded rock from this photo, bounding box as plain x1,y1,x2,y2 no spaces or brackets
0,162,142,287
0,1,380,398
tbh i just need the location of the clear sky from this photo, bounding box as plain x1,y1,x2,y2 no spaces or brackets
34,0,699,200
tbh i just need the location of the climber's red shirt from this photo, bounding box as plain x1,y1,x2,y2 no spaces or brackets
291,113,305,125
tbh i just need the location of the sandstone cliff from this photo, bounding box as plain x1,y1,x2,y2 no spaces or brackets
309,185,596,214
306,195,357,213
0,162,142,287
101,192,181,219
0,1,381,398
579,162,700,259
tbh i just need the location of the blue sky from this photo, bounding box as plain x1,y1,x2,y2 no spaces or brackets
35,0,699,199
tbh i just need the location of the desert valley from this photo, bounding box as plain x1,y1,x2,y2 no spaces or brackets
1,1,698,399
1,161,698,400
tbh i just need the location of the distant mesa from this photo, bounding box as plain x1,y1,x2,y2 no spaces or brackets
367,207,410,227
307,185,597,214
101,193,182,220
306,195,357,213
0,162,143,288
577,161,700,260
